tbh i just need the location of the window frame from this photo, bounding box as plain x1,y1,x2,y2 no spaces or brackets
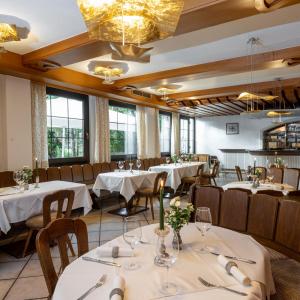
46,87,89,166
180,115,196,154
109,100,137,161
159,111,172,157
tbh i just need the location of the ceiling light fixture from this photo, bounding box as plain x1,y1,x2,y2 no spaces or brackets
0,23,19,43
88,61,129,84
152,84,182,101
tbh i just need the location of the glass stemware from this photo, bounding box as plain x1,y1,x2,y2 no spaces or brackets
194,207,212,253
118,161,124,172
13,170,24,190
166,157,171,164
157,232,179,295
123,216,142,271
136,159,142,172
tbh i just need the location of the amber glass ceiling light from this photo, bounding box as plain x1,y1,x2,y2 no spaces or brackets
152,84,182,100
77,0,184,45
0,23,19,43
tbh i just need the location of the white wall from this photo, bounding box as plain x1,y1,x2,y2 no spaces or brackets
196,115,300,169
0,76,32,171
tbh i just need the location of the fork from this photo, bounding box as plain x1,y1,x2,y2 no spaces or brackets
198,276,248,296
77,274,107,300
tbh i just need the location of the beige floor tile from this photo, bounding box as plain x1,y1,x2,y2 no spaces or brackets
19,257,61,278
100,230,123,241
5,276,48,300
0,279,14,299
0,251,29,263
100,222,124,231
0,261,27,280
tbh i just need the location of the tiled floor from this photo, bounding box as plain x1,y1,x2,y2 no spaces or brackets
0,176,232,300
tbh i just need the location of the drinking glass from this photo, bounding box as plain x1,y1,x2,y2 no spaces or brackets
136,159,142,172
13,170,24,190
157,233,179,295
123,216,142,270
166,157,171,164
118,161,124,172
194,207,212,253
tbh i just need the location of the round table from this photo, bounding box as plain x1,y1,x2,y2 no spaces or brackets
53,224,274,300
222,181,295,195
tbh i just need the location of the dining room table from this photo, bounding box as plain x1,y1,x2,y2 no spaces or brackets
0,180,92,234
148,162,207,192
52,223,275,300
92,170,158,216
222,181,295,195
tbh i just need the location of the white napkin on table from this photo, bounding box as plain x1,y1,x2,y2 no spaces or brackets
218,255,251,286
110,275,125,300
96,246,133,258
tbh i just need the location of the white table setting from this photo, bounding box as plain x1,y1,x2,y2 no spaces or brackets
149,162,206,191
0,180,92,234
222,181,295,195
52,223,275,300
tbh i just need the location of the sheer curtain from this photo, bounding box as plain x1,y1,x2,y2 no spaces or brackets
31,82,49,168
90,96,110,163
171,112,180,155
137,105,160,158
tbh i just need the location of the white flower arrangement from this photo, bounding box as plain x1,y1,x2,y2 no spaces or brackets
165,197,194,231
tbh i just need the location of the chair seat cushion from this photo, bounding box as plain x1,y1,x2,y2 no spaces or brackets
136,188,154,196
182,176,196,183
271,258,300,300
265,247,287,262
25,212,58,229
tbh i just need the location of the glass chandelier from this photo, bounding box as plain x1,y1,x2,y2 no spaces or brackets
0,23,19,43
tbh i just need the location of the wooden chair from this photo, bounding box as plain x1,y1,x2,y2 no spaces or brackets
202,161,220,186
180,164,204,194
283,168,300,190
235,166,243,181
100,162,110,173
268,167,283,184
135,172,168,220
60,166,73,182
71,165,84,183
36,218,88,297
285,190,300,201
143,159,150,171
23,190,75,257
47,167,61,181
256,190,284,197
92,163,102,179
0,171,16,188
109,161,118,171
82,164,94,185
33,168,48,183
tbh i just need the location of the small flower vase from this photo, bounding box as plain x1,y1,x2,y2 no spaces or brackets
173,229,183,250
154,226,170,267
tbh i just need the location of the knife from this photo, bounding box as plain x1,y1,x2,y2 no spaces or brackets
82,256,121,267
209,252,256,264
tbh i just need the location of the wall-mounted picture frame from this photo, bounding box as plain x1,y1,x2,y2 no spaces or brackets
226,123,239,135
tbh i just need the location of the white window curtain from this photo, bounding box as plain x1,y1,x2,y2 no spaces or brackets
171,112,180,155
89,96,110,163
31,81,49,168
137,105,160,159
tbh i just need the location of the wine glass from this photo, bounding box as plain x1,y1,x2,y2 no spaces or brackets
13,170,24,190
166,157,171,164
123,216,142,270
194,207,212,253
157,232,179,295
118,161,124,172
136,159,142,172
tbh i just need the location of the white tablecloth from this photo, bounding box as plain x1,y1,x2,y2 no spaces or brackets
53,224,275,300
149,162,206,191
93,171,158,202
0,181,92,234
222,181,295,195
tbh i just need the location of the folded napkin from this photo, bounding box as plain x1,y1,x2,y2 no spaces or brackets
218,255,251,286
110,275,125,300
96,246,133,258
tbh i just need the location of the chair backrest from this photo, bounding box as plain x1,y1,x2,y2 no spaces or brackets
100,162,111,173
154,158,161,166
92,163,102,179
33,168,48,183
0,171,16,188
143,159,150,170
159,157,165,165
251,166,267,180
285,190,300,201
82,164,94,184
190,185,222,225
149,158,156,167
275,200,300,253
198,154,209,162
109,161,118,171
268,167,283,184
283,168,300,190
71,165,84,183
235,166,243,181
47,167,61,181
211,161,220,177
153,172,168,194
42,190,75,227
219,188,250,231
60,166,73,182
196,164,204,176
256,190,284,197
247,194,279,240
36,218,88,297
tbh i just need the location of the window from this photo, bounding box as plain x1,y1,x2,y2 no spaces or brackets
109,100,137,160
180,116,195,154
46,87,89,165
159,112,172,156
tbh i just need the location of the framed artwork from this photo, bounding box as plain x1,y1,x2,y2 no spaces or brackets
226,123,239,135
